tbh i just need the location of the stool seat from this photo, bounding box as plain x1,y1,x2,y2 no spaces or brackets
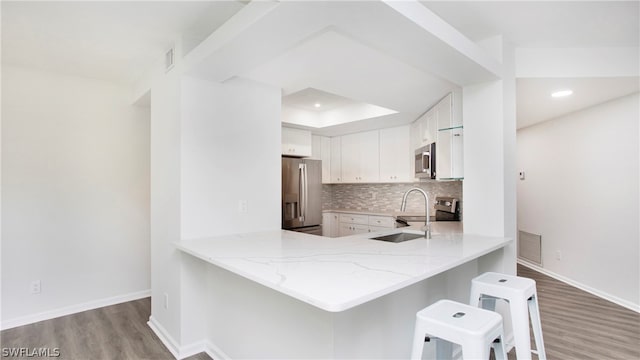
411,299,507,360
470,272,547,360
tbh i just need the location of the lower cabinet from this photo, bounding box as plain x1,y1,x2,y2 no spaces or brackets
337,213,395,237
322,212,341,237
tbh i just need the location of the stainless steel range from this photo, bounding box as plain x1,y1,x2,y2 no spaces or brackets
434,196,460,221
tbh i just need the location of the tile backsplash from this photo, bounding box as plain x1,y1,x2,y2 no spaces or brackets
322,181,463,216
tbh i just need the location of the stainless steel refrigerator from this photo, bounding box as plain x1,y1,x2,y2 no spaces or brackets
282,157,322,235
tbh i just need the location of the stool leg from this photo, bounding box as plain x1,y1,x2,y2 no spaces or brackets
510,299,533,360
528,295,547,360
493,335,508,360
410,323,427,360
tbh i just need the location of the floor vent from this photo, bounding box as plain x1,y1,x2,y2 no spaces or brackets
518,230,542,265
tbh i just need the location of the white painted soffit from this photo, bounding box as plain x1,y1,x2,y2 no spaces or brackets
183,1,503,87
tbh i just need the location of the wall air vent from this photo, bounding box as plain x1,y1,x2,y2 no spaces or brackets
165,48,175,72
518,230,542,265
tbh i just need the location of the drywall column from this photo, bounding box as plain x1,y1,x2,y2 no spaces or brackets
463,37,517,275
148,41,184,348
178,76,281,351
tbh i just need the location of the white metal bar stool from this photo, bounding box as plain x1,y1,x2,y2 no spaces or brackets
411,299,508,360
469,272,547,360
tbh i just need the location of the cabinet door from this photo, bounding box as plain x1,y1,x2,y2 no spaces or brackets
341,131,379,183
436,127,464,180
331,213,340,237
330,137,342,183
359,130,380,182
339,223,368,237
436,93,452,130
379,126,410,182
451,127,464,179
340,133,360,182
320,137,331,184
322,213,333,237
436,128,452,179
311,135,322,160
368,225,391,233
422,109,437,145
312,135,331,183
282,127,312,157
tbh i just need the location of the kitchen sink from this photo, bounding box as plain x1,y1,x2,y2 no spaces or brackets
370,232,424,243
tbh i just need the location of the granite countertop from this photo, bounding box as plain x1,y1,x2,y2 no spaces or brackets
176,229,510,312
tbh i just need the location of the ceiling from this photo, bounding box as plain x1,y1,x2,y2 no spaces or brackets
1,1,245,85
2,1,638,133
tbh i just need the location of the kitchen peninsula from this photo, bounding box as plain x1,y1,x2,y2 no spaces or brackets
173,228,512,359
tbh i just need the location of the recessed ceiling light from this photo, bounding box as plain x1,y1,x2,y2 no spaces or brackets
314,103,321,108
551,89,573,98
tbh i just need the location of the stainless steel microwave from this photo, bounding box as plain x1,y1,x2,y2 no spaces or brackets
415,143,436,179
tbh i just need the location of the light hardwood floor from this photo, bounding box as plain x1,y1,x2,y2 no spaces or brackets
0,298,211,360
517,264,640,360
1,265,638,359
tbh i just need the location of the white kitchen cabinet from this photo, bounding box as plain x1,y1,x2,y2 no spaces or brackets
368,215,395,228
436,127,464,180
322,212,341,237
330,137,342,183
341,130,379,183
311,135,322,160
421,109,437,145
435,92,463,130
312,135,332,184
436,93,453,130
339,223,369,237
282,127,311,157
337,213,395,237
379,126,411,182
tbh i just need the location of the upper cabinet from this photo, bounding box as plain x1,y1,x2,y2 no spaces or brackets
379,126,411,182
311,135,332,184
436,127,464,179
330,136,342,183
434,92,464,180
282,127,312,157
341,130,379,183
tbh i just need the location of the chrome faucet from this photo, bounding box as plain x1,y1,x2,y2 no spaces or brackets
400,188,431,239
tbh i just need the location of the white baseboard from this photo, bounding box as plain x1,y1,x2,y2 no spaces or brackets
147,316,180,359
147,316,230,360
1,289,151,330
203,340,231,360
518,260,640,313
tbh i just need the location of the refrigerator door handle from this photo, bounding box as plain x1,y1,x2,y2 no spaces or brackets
303,163,308,223
298,164,305,222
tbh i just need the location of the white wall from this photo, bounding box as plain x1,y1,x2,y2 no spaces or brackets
517,93,640,310
177,75,281,350
180,76,281,239
1,66,150,328
462,37,517,275
148,64,282,351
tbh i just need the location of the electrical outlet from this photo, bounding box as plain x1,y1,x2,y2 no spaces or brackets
164,293,169,309
555,250,562,261
30,280,41,294
238,200,248,213
519,171,526,180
